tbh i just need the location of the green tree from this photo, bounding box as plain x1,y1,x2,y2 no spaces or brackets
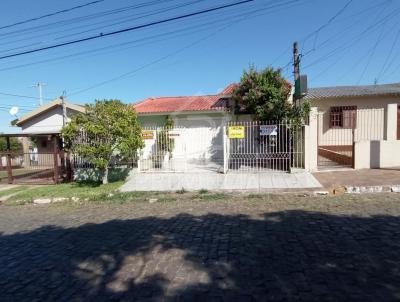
0,137,22,152
232,66,310,122
62,100,144,184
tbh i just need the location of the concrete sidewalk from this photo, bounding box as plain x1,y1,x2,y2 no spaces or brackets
120,171,322,192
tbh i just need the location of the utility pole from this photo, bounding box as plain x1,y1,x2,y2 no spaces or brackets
31,82,47,106
293,41,300,106
60,90,67,127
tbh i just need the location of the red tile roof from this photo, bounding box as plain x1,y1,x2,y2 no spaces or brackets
133,84,235,114
134,95,227,114
219,83,238,95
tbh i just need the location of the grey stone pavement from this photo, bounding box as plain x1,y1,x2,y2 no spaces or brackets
1,193,400,301
120,171,322,192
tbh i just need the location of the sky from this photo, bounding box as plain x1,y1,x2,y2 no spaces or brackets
0,0,399,132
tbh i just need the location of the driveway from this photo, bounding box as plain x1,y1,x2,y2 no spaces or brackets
1,194,400,301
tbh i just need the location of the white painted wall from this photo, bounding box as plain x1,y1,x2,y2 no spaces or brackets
312,96,400,145
354,140,400,169
139,113,228,171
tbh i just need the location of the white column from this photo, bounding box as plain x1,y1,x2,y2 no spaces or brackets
385,103,398,141
304,107,318,172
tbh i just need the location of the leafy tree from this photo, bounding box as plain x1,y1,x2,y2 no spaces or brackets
62,100,144,184
0,137,22,152
232,66,310,122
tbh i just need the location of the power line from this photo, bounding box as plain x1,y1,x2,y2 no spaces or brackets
0,0,106,31
66,0,307,95
0,0,176,41
0,0,190,53
301,0,354,54
0,0,302,71
376,29,400,81
0,0,254,61
302,6,400,70
0,91,53,100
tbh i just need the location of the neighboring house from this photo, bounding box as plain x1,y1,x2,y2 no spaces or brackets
306,83,400,170
13,99,85,166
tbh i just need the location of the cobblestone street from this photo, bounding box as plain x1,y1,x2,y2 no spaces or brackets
1,193,400,301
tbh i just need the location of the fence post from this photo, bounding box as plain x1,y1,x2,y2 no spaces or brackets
53,135,59,184
66,152,72,181
223,125,227,174
137,150,141,172
6,137,13,184
352,128,355,169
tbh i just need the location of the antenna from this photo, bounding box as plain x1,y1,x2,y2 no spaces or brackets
31,82,47,106
9,106,19,117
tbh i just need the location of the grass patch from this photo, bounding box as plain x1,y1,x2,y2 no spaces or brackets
193,192,228,201
199,189,209,194
0,186,28,198
7,181,124,203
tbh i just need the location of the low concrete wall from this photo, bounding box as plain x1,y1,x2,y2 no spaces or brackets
354,140,400,169
73,167,131,183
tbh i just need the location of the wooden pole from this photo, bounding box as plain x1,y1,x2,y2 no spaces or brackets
6,137,13,184
66,152,72,181
53,135,59,184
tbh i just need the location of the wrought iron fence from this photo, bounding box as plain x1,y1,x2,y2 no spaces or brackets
226,120,305,173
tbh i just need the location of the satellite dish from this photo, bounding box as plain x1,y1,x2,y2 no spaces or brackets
9,106,19,116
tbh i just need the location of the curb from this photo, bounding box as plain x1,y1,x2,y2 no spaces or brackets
345,185,400,194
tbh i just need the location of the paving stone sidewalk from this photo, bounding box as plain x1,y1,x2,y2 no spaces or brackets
1,194,400,301
313,168,400,188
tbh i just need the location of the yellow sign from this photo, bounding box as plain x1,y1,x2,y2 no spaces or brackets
228,126,245,139
142,130,154,139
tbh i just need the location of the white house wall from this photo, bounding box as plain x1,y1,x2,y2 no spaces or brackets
138,113,228,170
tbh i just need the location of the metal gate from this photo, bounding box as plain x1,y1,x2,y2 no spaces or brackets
317,111,354,170
226,121,304,173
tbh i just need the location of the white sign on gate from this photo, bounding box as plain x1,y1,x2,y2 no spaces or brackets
260,125,277,136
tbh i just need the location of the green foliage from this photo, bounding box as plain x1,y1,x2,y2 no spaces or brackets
156,115,175,159
232,66,310,122
62,100,144,183
0,137,22,152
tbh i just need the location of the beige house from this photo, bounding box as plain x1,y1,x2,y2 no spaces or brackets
305,83,400,170
14,99,85,167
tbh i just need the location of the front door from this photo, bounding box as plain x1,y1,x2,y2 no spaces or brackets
397,105,400,140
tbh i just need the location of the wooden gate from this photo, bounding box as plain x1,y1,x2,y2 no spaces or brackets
0,135,69,185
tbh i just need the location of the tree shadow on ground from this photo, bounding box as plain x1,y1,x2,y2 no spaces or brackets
1,210,400,301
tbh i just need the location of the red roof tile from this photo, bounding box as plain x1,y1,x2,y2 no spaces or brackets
133,83,237,114
219,83,238,95
133,95,228,114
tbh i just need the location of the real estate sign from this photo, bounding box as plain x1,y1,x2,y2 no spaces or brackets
142,130,154,139
228,126,245,139
260,125,277,136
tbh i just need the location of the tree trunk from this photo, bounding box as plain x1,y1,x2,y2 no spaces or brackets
102,166,109,184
